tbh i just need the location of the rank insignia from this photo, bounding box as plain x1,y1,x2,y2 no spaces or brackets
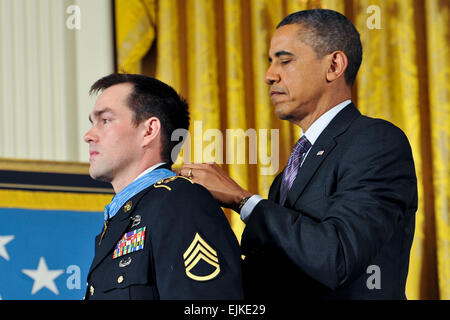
123,201,132,212
183,233,220,281
113,227,146,259
154,176,194,191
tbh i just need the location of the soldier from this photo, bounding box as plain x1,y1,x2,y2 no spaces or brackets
83,73,243,300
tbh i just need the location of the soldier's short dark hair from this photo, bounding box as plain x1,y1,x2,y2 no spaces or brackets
90,73,189,165
277,9,362,85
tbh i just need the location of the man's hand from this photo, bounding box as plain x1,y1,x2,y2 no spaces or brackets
180,163,252,210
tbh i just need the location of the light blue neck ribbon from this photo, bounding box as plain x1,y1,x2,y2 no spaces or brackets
104,168,175,220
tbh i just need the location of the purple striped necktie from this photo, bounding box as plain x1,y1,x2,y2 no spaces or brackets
279,135,312,205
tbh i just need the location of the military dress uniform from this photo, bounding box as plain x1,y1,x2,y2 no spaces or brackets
85,175,244,300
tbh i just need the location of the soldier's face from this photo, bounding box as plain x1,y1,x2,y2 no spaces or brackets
84,83,143,184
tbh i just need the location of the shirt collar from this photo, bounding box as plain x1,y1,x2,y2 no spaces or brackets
104,162,173,220
303,100,352,145
134,162,167,181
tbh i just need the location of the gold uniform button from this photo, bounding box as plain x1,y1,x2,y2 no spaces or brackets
117,275,124,284
89,285,94,296
124,201,132,212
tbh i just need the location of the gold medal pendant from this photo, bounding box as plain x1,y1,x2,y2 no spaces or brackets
98,220,108,245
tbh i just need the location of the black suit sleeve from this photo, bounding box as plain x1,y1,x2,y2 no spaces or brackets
149,181,244,299
242,121,417,290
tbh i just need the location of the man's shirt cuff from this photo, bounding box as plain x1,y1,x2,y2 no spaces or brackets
240,195,263,223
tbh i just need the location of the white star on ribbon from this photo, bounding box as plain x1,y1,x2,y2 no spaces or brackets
0,235,14,261
22,257,64,295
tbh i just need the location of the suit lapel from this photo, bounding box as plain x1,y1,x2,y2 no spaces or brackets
284,139,336,207
88,212,131,274
87,186,155,276
284,104,361,208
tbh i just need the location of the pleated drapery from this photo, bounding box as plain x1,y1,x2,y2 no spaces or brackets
114,0,450,299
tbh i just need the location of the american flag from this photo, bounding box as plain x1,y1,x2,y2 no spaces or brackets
0,166,113,300
0,208,103,300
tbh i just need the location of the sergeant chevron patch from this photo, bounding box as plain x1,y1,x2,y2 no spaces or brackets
183,233,220,281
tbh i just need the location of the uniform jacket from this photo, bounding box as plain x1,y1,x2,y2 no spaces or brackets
86,171,244,300
241,104,417,299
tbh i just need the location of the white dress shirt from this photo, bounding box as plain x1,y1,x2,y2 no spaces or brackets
240,100,352,223
135,162,167,181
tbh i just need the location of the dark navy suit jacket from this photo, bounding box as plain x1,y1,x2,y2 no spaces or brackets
241,104,417,299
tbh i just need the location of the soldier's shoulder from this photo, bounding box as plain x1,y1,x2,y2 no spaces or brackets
151,175,211,197
153,175,195,191
151,175,217,205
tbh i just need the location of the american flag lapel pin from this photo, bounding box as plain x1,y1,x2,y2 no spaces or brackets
316,150,325,156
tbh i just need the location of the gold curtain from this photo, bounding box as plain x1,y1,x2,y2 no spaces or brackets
115,0,156,73
114,0,450,299
426,0,450,300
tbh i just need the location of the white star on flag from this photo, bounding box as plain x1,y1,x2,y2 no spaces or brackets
0,235,14,261
22,257,64,295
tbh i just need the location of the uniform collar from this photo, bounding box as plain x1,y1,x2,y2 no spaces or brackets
134,162,167,181
104,164,174,220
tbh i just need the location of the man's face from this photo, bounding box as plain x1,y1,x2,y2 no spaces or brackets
265,24,329,123
84,83,143,183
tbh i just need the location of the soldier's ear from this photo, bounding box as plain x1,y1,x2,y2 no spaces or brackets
141,117,161,148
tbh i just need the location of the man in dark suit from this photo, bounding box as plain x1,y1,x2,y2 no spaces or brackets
181,9,417,299
83,73,243,299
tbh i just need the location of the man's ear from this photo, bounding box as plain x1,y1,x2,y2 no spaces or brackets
326,50,348,82
141,117,161,148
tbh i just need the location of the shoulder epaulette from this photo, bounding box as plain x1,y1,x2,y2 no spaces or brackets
153,175,194,191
